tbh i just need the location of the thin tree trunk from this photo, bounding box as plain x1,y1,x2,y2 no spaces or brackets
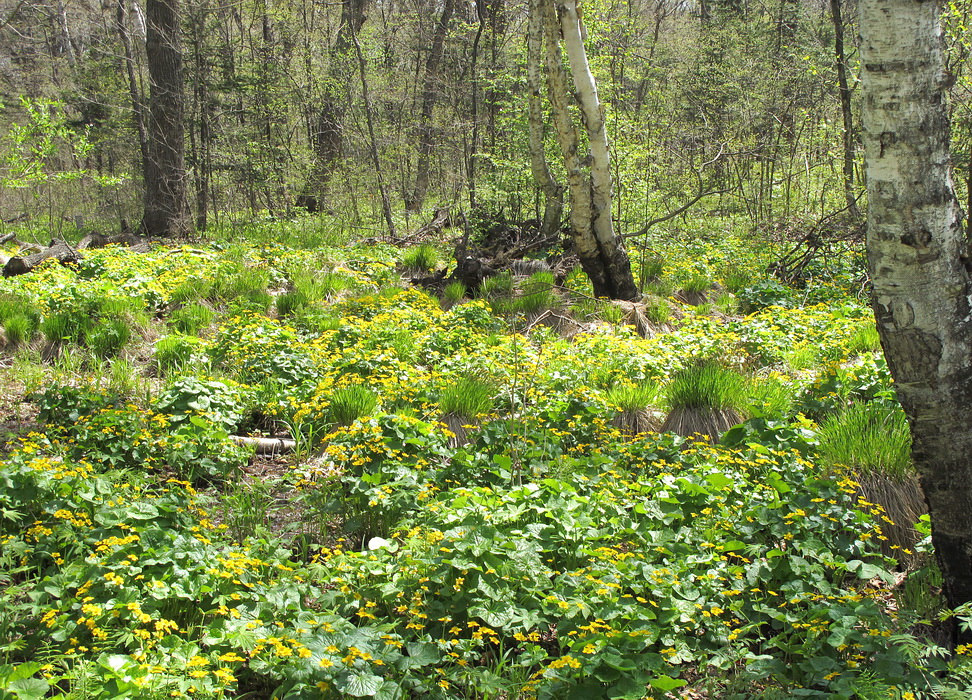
468,6,485,211
861,0,972,626
408,0,456,212
352,30,396,239
115,0,149,172
830,0,860,217
526,0,563,240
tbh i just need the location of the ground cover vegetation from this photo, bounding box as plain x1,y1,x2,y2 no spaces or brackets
0,0,971,695
0,226,967,699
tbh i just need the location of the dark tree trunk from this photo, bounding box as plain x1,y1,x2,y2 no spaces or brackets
830,0,860,217
142,0,191,238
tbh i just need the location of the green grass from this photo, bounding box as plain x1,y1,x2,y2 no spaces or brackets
4,314,34,346
847,324,882,355
401,244,438,273
514,270,557,314
86,318,132,359
170,303,216,335
666,360,747,412
276,290,309,317
329,386,379,427
681,273,712,294
605,381,659,412
443,281,467,305
439,377,496,418
643,298,671,325
818,402,912,480
155,334,203,374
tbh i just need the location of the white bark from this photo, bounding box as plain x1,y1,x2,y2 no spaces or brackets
537,0,638,299
557,0,616,253
861,0,972,612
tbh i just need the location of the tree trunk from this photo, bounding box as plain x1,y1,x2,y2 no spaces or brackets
407,0,456,212
557,0,638,301
311,0,370,199
538,0,638,300
525,0,563,241
830,0,860,218
115,0,149,170
142,0,191,237
861,0,972,622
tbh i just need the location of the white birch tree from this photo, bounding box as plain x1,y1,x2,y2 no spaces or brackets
537,0,639,301
861,0,972,616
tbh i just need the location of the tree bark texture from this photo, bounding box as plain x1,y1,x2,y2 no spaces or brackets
142,0,191,237
861,0,972,615
539,0,639,300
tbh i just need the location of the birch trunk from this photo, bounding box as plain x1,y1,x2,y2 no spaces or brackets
557,0,638,300
861,0,972,616
538,0,638,300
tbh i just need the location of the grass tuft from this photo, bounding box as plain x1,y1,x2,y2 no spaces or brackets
329,386,379,427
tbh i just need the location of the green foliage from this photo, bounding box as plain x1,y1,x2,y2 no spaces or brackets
665,360,747,412
155,376,246,433
169,302,216,335
328,385,379,427
605,380,659,412
154,334,205,374
1,237,968,698
401,244,438,273
643,297,671,324
818,402,912,480
443,281,467,304
3,314,34,346
439,376,496,418
514,269,557,314
85,318,131,358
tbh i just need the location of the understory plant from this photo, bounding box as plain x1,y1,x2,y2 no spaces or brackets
661,359,748,442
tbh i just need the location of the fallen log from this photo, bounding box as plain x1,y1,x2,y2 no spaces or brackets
230,435,296,455
3,239,81,277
